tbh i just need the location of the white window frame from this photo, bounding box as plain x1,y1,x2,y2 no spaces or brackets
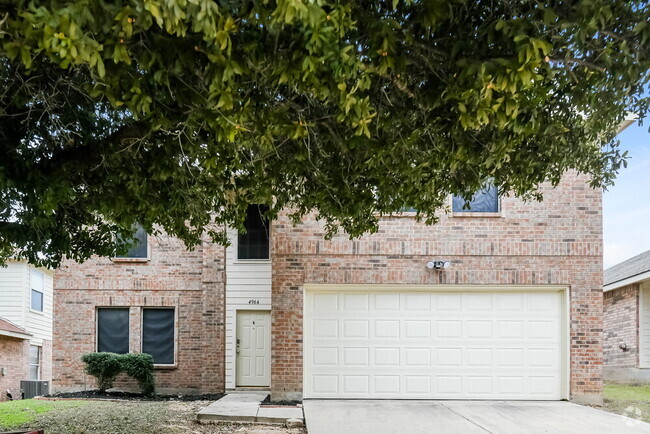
233,232,271,264
140,307,178,368
29,345,41,380
30,270,45,313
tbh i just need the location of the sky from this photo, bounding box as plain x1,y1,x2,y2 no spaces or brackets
603,121,650,269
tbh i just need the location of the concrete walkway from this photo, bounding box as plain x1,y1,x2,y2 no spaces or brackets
303,400,650,434
197,391,304,424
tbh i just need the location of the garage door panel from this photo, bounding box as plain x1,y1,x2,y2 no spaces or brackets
375,293,400,310
305,289,564,400
343,293,369,311
342,320,369,338
405,293,431,310
436,293,463,311
436,320,462,338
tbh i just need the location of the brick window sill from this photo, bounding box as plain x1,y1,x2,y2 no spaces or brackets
111,257,150,263
450,212,502,218
153,364,177,370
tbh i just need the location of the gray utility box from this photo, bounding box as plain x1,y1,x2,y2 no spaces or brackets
20,380,50,399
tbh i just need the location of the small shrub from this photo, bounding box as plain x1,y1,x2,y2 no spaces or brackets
121,353,155,396
81,353,122,392
81,352,156,396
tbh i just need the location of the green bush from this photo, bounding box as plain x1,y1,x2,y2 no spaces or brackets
120,353,155,396
81,352,156,396
81,353,122,392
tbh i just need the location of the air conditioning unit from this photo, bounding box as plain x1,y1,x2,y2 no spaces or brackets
20,380,50,399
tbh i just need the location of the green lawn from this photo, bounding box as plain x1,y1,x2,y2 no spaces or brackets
603,384,650,423
0,399,87,429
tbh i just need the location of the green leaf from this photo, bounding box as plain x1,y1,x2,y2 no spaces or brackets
97,56,105,78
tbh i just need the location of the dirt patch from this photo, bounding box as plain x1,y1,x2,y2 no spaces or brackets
260,395,302,407
46,390,225,402
596,384,650,423
14,400,304,434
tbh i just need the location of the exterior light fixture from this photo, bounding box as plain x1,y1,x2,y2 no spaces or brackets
426,260,451,270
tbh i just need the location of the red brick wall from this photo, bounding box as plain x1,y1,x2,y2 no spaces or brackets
53,235,226,394
0,336,29,401
271,172,603,403
603,284,638,368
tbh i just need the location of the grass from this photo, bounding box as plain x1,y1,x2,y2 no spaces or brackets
0,399,87,429
603,384,650,423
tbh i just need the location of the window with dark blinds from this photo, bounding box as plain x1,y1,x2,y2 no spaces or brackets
142,308,175,365
237,205,270,260
97,308,129,354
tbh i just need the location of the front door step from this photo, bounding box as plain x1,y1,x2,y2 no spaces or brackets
197,392,304,425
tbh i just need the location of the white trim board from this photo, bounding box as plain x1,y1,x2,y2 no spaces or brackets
604,271,650,292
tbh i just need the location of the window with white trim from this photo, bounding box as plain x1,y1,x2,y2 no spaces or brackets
30,270,44,312
142,308,175,365
28,345,41,380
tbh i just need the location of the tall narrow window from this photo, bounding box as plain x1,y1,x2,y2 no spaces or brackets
29,345,41,380
30,270,44,312
142,308,175,365
115,225,148,259
237,205,270,260
452,184,499,213
97,308,130,354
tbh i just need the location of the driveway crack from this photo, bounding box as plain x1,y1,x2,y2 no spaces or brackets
437,402,494,434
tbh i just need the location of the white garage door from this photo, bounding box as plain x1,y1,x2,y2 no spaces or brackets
304,287,566,400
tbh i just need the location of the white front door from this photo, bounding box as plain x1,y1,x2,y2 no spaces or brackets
304,287,567,400
236,311,271,386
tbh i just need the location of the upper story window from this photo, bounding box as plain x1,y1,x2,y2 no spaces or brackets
452,184,499,213
115,225,148,259
142,308,175,365
97,308,130,354
30,270,44,312
237,205,270,260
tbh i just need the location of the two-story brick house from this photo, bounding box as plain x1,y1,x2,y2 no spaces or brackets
53,171,603,404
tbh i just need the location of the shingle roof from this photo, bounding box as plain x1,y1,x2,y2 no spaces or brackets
604,249,650,286
0,316,31,338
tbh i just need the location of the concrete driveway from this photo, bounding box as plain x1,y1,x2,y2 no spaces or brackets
303,400,650,434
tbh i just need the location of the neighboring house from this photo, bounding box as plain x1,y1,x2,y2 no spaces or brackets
0,261,54,400
53,171,604,404
603,249,650,383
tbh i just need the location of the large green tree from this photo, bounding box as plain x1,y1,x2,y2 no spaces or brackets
1,0,648,267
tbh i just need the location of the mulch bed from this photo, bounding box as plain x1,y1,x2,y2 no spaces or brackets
43,390,225,402
260,394,302,407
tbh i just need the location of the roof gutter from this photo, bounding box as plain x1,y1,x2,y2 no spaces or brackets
0,329,32,340
604,270,650,292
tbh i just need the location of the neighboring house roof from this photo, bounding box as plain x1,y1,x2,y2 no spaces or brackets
0,316,32,339
604,249,650,292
